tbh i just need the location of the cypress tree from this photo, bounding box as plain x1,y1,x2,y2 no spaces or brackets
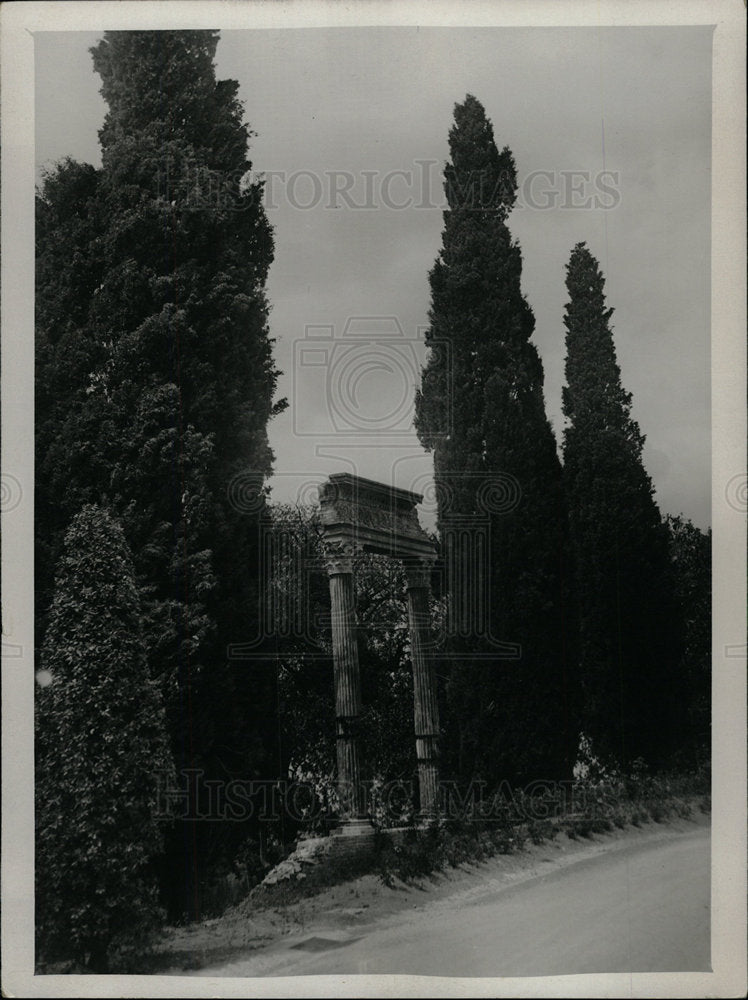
415,95,577,787
666,514,711,763
562,242,683,768
35,30,285,915
35,505,175,972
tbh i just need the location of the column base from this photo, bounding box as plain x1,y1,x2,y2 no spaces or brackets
333,817,374,837
415,814,443,829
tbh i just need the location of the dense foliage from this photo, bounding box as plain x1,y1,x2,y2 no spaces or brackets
35,30,285,917
666,514,712,759
561,243,685,768
267,503,436,828
35,506,175,971
415,95,578,788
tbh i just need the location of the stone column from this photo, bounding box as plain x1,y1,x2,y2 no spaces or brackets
404,559,440,821
325,548,366,823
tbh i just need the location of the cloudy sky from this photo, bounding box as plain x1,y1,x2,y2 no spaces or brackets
35,26,712,528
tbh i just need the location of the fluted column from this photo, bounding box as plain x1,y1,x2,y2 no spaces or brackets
404,559,440,820
326,549,366,821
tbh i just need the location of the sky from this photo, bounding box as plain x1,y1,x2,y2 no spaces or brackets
35,26,712,529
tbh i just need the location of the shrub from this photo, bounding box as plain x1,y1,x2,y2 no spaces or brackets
35,506,175,972
527,818,555,845
376,823,447,885
573,818,595,839
648,801,666,823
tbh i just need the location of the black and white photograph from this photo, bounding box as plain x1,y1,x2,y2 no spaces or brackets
1,1,745,996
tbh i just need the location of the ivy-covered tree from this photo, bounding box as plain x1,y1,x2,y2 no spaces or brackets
35,506,175,972
35,30,285,918
415,95,578,788
562,243,683,768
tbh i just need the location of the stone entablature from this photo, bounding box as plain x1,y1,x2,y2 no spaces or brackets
318,473,436,563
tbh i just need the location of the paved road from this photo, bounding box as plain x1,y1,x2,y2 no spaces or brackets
228,825,710,978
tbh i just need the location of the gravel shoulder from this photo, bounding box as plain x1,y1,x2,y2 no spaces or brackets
152,809,710,977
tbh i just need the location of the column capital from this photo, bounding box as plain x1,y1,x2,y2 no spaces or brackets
323,542,357,576
403,558,434,591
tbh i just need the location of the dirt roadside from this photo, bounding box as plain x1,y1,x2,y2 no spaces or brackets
152,808,710,976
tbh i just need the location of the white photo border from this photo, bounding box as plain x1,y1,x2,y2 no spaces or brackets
2,2,745,996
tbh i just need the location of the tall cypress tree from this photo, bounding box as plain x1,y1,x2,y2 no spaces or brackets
562,242,682,768
35,31,285,915
415,95,577,787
